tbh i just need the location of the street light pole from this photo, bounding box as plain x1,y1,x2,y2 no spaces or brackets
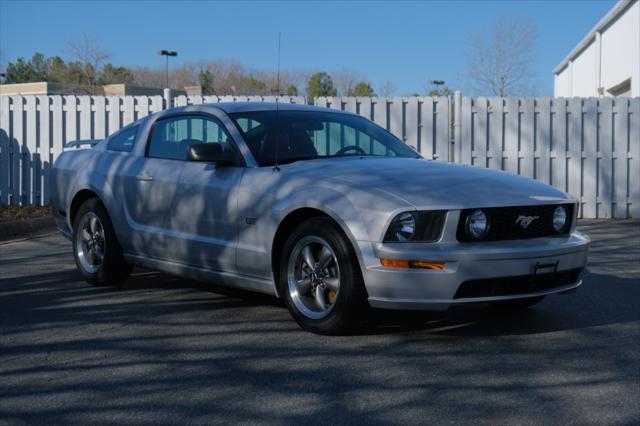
158,50,177,88
429,79,445,95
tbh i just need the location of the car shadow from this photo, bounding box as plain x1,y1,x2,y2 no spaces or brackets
5,266,634,339
365,271,638,337
117,258,638,337
1,220,637,339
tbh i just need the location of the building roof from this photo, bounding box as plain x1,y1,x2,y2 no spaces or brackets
0,81,183,96
0,81,70,95
554,0,637,74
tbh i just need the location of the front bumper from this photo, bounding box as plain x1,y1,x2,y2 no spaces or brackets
358,231,590,311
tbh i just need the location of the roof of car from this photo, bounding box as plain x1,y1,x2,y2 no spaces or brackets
201,102,352,114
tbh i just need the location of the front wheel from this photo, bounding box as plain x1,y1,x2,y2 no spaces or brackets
278,217,369,335
72,198,132,286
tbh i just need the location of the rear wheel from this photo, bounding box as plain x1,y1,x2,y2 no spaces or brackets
72,198,132,286
490,296,545,310
278,217,369,335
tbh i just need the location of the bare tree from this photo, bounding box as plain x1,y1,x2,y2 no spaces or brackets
378,80,396,97
130,58,313,96
466,16,536,96
331,68,361,96
68,34,110,94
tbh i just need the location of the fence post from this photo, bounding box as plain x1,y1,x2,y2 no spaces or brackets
454,91,462,163
163,88,173,110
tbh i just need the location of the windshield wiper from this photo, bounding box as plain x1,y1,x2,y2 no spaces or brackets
260,155,319,166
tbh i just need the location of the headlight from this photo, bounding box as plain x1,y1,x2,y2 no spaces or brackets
466,209,489,239
384,211,446,242
552,206,568,232
386,212,416,242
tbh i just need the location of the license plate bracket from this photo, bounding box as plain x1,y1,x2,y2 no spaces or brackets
531,260,559,281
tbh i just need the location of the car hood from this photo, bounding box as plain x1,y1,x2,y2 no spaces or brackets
284,157,573,209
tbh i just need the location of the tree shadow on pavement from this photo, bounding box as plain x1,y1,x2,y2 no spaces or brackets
1,222,639,424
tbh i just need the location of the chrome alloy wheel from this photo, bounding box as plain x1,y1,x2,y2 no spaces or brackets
287,236,341,319
75,212,106,273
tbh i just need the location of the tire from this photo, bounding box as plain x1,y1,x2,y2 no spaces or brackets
490,296,545,310
278,217,369,335
72,198,132,286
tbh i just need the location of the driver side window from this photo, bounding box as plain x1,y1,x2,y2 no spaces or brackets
148,115,231,160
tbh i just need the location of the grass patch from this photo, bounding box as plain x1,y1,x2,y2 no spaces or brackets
0,205,52,223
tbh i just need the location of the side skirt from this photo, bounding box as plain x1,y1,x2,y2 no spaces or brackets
123,253,278,297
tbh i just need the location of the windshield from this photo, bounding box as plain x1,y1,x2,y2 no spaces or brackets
229,110,420,166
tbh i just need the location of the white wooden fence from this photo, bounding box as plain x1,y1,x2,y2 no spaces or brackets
0,94,638,218
453,97,639,219
172,94,306,107
0,95,164,206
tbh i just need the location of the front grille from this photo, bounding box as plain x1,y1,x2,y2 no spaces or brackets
453,268,582,299
457,204,574,242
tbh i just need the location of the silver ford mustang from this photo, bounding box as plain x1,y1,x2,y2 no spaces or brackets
51,103,590,334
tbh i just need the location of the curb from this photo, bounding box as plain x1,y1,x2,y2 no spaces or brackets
0,216,56,241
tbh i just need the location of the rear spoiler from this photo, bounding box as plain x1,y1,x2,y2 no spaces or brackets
64,139,103,150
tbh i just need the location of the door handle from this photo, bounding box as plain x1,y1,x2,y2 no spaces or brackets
136,172,153,182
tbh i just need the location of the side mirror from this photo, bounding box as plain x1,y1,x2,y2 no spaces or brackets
187,143,235,165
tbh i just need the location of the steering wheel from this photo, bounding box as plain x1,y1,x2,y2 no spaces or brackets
335,145,367,156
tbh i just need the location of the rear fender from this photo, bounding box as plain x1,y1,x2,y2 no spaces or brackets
56,151,118,231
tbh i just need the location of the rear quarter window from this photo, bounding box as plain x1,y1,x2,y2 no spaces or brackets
107,125,139,152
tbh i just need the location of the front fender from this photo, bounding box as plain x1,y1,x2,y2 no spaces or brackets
265,181,414,293
269,188,369,251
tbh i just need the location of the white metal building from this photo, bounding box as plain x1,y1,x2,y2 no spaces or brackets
554,0,639,97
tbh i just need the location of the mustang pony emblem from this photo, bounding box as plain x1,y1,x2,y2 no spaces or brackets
515,215,540,229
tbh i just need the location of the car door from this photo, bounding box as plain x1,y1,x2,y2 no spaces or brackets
120,116,186,260
152,113,245,271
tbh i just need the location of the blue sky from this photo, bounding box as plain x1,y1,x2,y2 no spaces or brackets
0,0,617,95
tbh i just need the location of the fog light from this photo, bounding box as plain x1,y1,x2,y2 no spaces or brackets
466,209,489,239
553,206,568,232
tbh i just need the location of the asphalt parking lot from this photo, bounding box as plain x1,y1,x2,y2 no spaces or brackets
0,221,638,425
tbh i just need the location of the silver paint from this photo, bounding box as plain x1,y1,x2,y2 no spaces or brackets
51,103,590,310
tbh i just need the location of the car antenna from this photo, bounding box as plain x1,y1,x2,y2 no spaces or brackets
272,31,282,172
